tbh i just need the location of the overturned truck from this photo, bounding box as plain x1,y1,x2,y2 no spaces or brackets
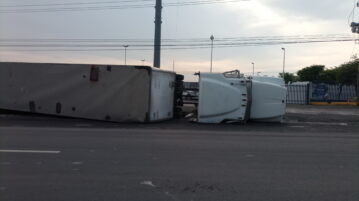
0,62,285,124
197,70,287,123
0,62,182,122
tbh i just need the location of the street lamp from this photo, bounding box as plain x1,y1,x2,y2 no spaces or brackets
123,45,129,65
251,62,255,76
281,47,286,78
172,59,175,72
210,35,214,73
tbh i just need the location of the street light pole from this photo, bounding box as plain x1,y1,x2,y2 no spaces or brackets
172,59,175,72
252,62,255,76
210,35,214,73
123,45,129,65
281,47,286,77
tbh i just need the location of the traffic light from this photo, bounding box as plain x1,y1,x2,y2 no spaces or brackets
351,22,359,34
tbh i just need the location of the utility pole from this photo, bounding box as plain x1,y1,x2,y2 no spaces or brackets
210,35,214,73
153,0,162,68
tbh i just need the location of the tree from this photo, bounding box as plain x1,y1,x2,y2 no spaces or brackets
297,65,325,82
279,72,297,84
319,68,339,84
336,59,359,86
295,60,358,104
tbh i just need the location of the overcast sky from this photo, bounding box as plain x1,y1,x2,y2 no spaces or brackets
0,0,358,81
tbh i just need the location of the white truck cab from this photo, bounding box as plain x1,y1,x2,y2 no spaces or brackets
197,70,286,123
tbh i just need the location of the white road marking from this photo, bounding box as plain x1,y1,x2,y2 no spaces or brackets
0,149,60,154
140,181,156,188
309,122,348,126
288,121,348,126
289,126,305,128
75,123,92,127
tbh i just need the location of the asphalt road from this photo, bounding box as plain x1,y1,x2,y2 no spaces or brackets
1,124,358,201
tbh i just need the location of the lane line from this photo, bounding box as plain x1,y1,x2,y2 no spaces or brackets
287,121,348,126
0,149,61,154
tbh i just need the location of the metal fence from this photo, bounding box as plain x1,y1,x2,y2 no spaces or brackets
311,83,357,102
286,84,310,105
287,83,357,104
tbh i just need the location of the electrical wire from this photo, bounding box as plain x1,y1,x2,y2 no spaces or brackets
0,0,153,8
0,39,354,48
0,0,247,13
0,34,353,51
0,38,354,52
0,34,352,43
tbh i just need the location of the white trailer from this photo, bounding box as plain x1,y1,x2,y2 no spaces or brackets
0,62,176,122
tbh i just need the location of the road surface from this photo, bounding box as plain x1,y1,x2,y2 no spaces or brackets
0,105,358,201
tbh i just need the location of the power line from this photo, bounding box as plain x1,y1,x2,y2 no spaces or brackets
0,35,353,45
0,34,353,43
0,39,354,48
0,0,153,8
0,38,354,51
0,0,246,13
0,4,153,13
